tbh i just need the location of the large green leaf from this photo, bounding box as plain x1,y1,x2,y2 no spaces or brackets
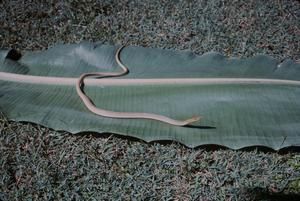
1,42,300,149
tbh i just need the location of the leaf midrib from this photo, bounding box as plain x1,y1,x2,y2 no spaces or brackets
1,71,300,86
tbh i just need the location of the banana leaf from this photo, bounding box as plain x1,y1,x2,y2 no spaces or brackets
0,42,300,150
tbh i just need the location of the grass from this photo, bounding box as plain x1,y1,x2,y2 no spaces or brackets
0,0,300,200
1,115,300,200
